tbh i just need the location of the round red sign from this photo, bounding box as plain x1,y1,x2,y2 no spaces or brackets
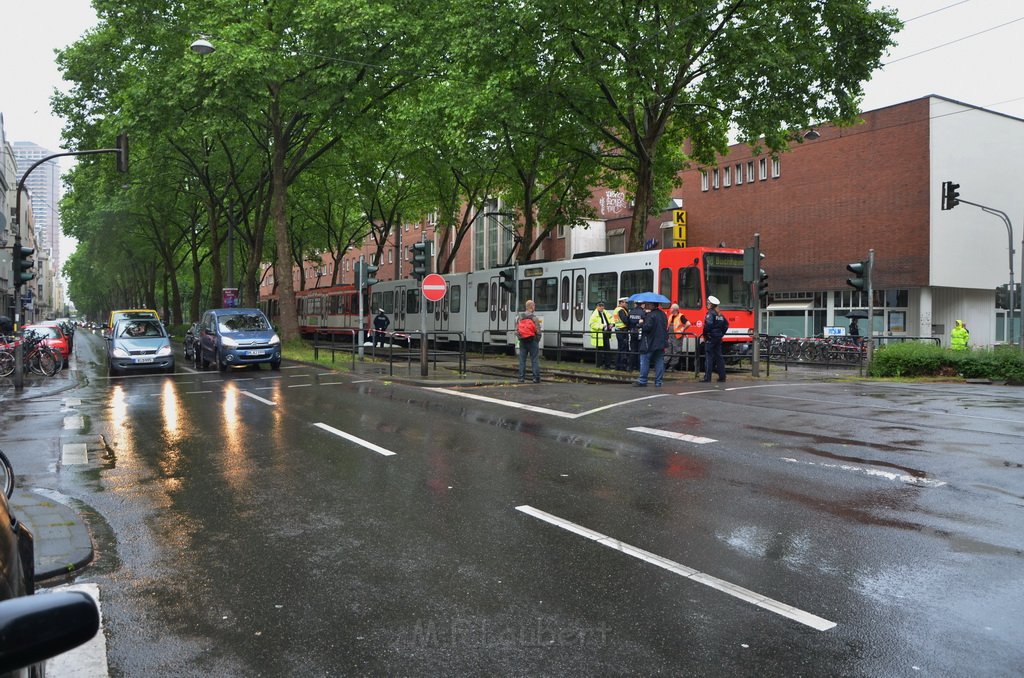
421,273,447,302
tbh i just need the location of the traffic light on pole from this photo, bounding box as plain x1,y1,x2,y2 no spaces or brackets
743,246,757,284
116,132,129,173
12,244,35,286
941,181,960,210
411,242,431,280
498,268,516,294
353,261,363,287
363,262,378,288
846,259,870,291
758,267,769,302
995,284,1010,309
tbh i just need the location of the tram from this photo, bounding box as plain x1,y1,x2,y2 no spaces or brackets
260,246,756,360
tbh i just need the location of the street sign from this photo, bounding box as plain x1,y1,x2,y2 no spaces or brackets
421,273,447,302
673,209,687,225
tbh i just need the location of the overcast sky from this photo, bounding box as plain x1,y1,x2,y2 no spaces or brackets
2,0,1021,160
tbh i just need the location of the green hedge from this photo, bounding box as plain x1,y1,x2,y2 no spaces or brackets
869,343,1024,382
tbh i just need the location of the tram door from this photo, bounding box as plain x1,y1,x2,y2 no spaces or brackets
391,284,410,332
488,275,515,345
559,268,588,337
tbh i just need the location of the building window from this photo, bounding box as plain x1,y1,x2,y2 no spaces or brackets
701,171,709,192
759,157,767,181
712,168,720,189
607,228,626,254
388,250,394,264
723,166,731,187
735,164,743,185
771,157,780,178
747,161,754,183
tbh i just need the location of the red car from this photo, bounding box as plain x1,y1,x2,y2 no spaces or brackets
23,323,70,368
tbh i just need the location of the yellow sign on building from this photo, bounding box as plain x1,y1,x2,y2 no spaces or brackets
673,210,687,246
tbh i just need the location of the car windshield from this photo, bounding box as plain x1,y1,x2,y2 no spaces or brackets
27,326,59,339
218,313,270,333
119,320,164,338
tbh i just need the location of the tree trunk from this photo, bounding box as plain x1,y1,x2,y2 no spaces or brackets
628,149,656,252
270,91,300,342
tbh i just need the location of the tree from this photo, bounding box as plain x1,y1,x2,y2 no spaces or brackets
544,0,900,251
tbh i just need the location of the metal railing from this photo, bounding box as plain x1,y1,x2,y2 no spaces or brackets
312,328,467,376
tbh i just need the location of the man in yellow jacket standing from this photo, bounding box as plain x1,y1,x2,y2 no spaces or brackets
950,319,969,350
589,301,613,368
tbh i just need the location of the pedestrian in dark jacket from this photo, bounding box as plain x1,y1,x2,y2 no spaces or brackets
372,309,390,348
701,296,729,382
633,302,669,387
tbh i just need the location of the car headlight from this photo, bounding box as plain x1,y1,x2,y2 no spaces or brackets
269,334,281,345
157,345,172,356
112,347,130,358
220,336,238,348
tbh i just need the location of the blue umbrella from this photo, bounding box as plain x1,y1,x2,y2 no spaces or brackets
628,292,671,304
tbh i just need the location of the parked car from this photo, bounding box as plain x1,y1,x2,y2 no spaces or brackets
107,318,175,376
183,322,200,362
23,323,71,368
105,309,159,336
196,308,281,371
0,449,100,674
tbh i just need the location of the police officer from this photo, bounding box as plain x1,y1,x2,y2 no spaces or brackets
701,295,729,382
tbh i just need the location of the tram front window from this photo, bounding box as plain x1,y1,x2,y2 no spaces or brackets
704,253,749,309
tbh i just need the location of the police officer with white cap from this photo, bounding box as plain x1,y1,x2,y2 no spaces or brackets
701,295,729,382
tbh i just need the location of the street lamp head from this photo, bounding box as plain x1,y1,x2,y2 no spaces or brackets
190,38,215,55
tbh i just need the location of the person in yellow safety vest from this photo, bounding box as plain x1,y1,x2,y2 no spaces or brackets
667,303,692,371
588,301,614,368
950,319,970,350
612,298,630,371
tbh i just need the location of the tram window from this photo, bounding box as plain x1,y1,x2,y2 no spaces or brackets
406,289,421,314
588,272,617,308
534,277,558,311
620,269,654,300
516,280,532,311
659,268,672,301
449,285,461,313
678,267,701,309
475,283,489,312
371,292,382,312
327,294,341,315
381,291,394,314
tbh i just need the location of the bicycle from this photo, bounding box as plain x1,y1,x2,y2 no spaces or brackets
20,331,60,377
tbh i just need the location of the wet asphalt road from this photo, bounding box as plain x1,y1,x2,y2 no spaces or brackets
4,330,1024,675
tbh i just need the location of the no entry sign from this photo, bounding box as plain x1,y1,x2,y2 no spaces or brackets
421,273,447,302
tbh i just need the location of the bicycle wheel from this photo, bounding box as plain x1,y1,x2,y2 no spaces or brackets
31,349,58,377
0,350,14,377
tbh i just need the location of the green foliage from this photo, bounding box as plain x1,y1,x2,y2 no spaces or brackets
870,343,1024,382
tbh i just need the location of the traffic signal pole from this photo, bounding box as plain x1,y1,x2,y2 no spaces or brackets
10,138,130,390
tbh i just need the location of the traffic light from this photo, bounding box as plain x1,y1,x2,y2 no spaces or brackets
498,267,516,294
743,246,757,283
353,261,363,286
116,132,129,173
758,267,769,302
363,262,378,288
12,244,35,286
941,181,960,210
846,259,870,291
411,242,431,280
995,284,1010,309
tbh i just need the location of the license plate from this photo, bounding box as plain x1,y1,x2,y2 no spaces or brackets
134,357,154,364
245,349,264,356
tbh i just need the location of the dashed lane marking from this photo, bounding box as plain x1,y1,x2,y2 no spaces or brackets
240,390,276,405
62,443,88,465
628,426,716,445
515,505,836,632
780,457,947,487
313,422,396,456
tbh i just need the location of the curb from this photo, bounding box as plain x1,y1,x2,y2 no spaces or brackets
9,489,94,582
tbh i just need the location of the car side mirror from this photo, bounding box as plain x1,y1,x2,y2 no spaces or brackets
0,591,99,673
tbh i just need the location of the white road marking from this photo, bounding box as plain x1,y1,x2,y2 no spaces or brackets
319,381,345,385
780,457,946,487
288,383,312,388
240,390,276,405
63,415,84,430
313,423,396,456
45,583,109,677
185,390,213,394
515,505,836,632
427,388,667,419
628,426,716,445
62,443,88,465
